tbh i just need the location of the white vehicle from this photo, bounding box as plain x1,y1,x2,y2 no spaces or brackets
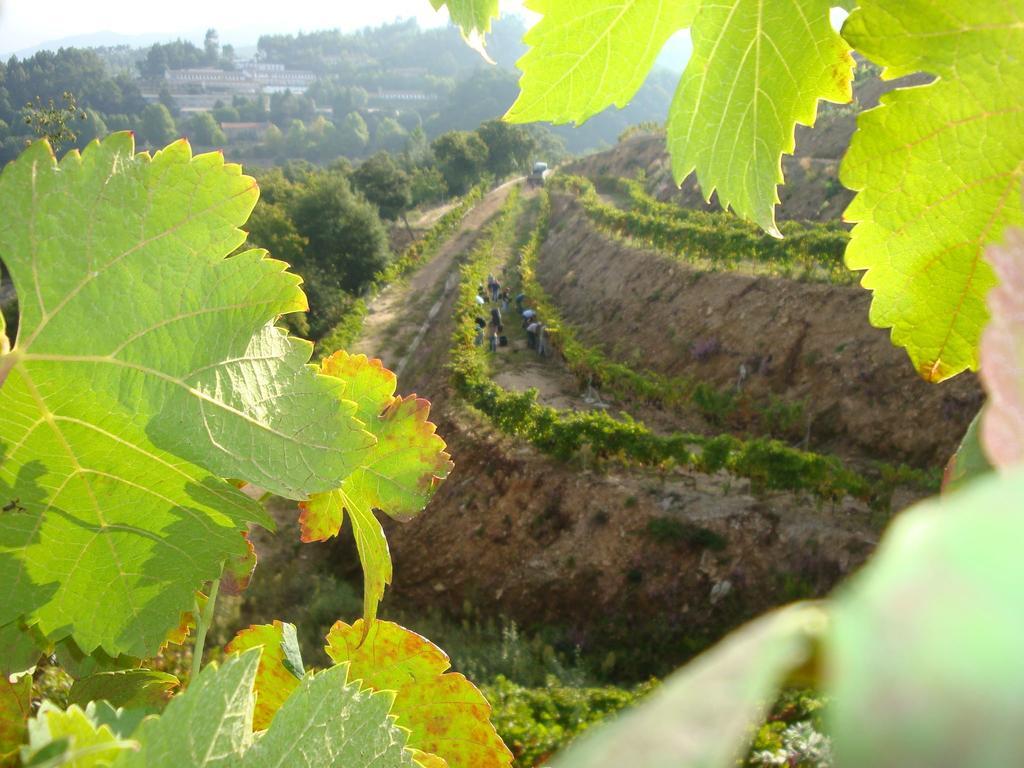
528,161,550,187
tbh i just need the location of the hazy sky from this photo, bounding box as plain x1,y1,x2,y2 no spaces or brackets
0,0,533,56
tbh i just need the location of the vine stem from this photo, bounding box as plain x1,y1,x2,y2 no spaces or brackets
190,578,220,686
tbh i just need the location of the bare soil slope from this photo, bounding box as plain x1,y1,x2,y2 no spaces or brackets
537,194,981,467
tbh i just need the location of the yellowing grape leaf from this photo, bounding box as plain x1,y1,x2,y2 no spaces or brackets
980,229,1024,469
505,0,698,126
410,749,450,768
220,533,257,597
325,619,512,768
841,0,1024,380
668,0,853,235
0,135,374,658
224,621,304,731
300,352,452,627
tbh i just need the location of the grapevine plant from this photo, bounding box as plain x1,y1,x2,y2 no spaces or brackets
433,0,1024,764
0,135,511,767
450,190,930,507
555,174,852,282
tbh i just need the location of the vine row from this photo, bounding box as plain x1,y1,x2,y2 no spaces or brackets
518,189,807,441
553,174,854,283
449,187,932,509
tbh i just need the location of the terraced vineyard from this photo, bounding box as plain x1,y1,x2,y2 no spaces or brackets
223,169,978,763
223,171,969,700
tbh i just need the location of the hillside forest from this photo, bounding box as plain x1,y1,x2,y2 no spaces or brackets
0,17,677,167
1,1,1023,768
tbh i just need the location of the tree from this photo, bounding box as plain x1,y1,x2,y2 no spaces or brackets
212,104,241,123
21,91,86,152
352,152,414,237
284,119,310,157
263,123,285,156
221,43,236,70
336,111,370,157
331,86,369,118
431,130,488,195
77,109,108,146
158,85,179,117
398,109,422,132
409,165,447,207
403,126,432,167
204,28,220,65
270,91,315,126
140,103,177,147
373,117,407,154
234,95,269,122
477,119,535,178
138,45,169,78
184,112,226,146
291,172,390,294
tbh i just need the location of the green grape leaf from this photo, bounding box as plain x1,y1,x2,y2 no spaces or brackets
0,620,46,676
23,702,134,768
429,0,500,39
68,670,178,711
942,412,992,494
224,621,304,730
325,619,512,768
115,648,259,767
300,352,452,627
54,638,140,681
667,0,853,235
828,470,1024,766
505,0,698,126
110,646,413,767
0,134,374,658
980,230,1024,469
243,662,415,768
552,603,826,768
1,674,32,765
84,701,152,741
840,1,1024,380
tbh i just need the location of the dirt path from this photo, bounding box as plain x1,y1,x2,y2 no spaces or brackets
351,179,519,370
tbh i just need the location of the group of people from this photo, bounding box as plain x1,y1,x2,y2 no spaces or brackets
472,272,548,356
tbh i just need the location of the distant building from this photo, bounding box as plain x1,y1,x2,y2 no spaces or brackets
166,67,255,92
241,60,316,90
220,122,274,141
370,88,438,105
155,61,317,102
